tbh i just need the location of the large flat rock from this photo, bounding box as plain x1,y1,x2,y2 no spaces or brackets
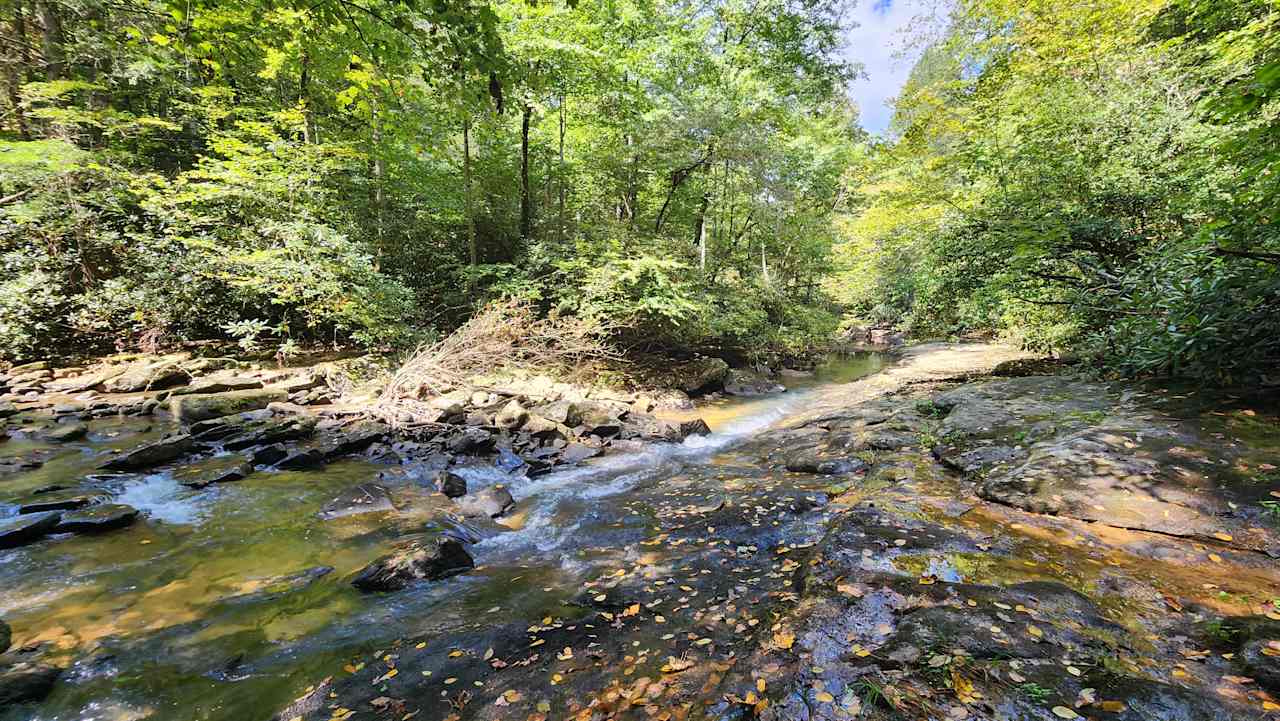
169,388,289,424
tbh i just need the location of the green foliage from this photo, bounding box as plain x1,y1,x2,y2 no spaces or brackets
838,0,1280,384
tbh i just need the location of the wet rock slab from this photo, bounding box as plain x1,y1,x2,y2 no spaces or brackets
53,504,139,533
0,512,61,549
350,537,474,592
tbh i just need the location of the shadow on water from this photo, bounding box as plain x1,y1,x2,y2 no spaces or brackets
0,352,889,721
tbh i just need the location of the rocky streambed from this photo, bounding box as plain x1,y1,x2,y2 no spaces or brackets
2,344,1278,721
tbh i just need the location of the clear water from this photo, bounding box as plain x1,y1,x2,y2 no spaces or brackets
0,352,887,721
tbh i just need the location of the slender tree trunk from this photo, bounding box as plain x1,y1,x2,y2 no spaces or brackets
300,50,313,144
557,94,566,244
464,113,478,288
4,68,29,139
694,191,710,272
370,102,385,248
519,103,532,241
36,0,63,80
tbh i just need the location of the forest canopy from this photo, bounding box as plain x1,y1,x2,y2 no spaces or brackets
1,0,1277,384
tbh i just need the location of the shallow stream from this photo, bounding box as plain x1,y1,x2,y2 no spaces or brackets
0,354,886,720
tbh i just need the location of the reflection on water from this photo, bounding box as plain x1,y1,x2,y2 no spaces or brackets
0,352,889,721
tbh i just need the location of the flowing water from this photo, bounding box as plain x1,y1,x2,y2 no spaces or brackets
0,353,886,721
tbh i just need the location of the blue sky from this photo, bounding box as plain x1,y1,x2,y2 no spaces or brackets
844,0,930,135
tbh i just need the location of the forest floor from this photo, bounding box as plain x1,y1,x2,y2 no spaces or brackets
1,344,1279,721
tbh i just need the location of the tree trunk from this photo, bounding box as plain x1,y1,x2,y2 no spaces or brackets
557,94,566,244
36,0,63,80
694,191,710,272
300,50,313,144
519,103,532,241
464,113,478,290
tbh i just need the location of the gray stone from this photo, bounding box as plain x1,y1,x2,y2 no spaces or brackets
40,422,87,443
169,388,289,424
494,399,530,430
54,504,138,533
251,444,289,467
453,486,515,519
350,537,474,591
99,434,194,471
0,659,61,706
0,512,61,549
102,360,188,393
175,459,255,488
169,376,264,396
433,470,467,498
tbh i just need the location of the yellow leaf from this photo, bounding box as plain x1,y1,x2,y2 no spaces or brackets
773,632,795,650
1051,706,1079,719
1212,532,1233,542
816,692,835,703
1099,700,1127,712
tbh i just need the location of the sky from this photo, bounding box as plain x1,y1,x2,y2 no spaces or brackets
844,0,931,135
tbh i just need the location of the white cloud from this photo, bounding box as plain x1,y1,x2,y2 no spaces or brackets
843,0,932,135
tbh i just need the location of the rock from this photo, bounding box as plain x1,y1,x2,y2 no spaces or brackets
276,448,325,470
99,434,194,471
521,412,561,436
252,444,289,466
169,375,264,396
651,389,693,410
220,566,333,605
724,369,786,396
534,400,581,427
668,357,730,394
0,401,17,418
54,504,139,533
222,417,317,451
350,537,474,591
316,422,387,461
453,486,515,519
0,512,61,549
433,471,467,498
40,422,87,443
0,659,61,706
561,442,602,464
679,419,712,437
448,427,495,454
7,360,49,374
319,483,395,519
175,459,255,489
0,619,7,654
102,360,188,393
169,388,289,424
18,492,98,514
783,449,867,475
273,676,334,721
621,413,683,442
494,448,526,473
577,401,623,436
45,366,127,393
494,399,530,431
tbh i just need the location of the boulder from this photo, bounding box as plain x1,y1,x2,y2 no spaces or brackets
222,417,316,451
251,444,289,467
54,504,139,533
783,449,867,475
433,471,467,498
723,369,785,397
40,422,87,443
453,486,515,519
0,512,61,549
533,401,581,427
276,448,325,470
169,376,263,396
175,459,255,488
170,388,289,424
679,419,713,437
350,537,474,591
448,427,495,454
316,422,387,461
18,492,99,514
668,357,730,394
494,399,530,431
0,659,61,706
560,442,602,464
319,483,395,519
0,401,17,419
99,434,194,471
102,360,188,393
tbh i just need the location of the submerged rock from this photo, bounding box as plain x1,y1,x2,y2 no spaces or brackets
53,504,139,533
40,422,87,443
433,470,467,498
175,459,255,488
0,658,61,706
350,537,474,591
319,483,395,519
221,566,334,605
0,512,61,549
452,486,515,519
17,492,98,514
99,434,194,471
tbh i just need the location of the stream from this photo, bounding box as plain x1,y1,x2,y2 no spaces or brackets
1,353,887,721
